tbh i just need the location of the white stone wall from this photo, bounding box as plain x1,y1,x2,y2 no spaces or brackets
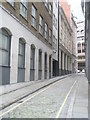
0,6,53,84
52,0,58,61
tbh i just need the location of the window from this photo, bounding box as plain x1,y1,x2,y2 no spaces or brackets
78,50,81,53
20,0,28,19
7,0,15,6
78,56,85,59
78,43,81,47
45,23,48,40
44,53,47,79
30,46,35,69
38,50,42,80
82,49,85,53
0,29,11,66
18,39,25,68
30,45,35,81
31,5,37,29
53,35,55,49
45,0,48,9
39,16,43,35
82,42,85,47
49,3,52,15
53,14,55,24
49,29,52,44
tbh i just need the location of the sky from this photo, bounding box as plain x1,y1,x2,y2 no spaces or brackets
67,0,84,22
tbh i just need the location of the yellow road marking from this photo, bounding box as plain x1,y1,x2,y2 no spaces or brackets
56,80,77,119
0,79,64,117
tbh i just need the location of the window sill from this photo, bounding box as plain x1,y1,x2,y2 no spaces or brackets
18,67,25,69
45,6,48,12
49,13,52,18
7,2,16,10
49,43,52,45
31,24,37,31
45,38,48,41
0,65,11,68
39,32,43,37
20,14,28,22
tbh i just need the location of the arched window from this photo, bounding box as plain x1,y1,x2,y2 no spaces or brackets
0,28,11,85
18,38,25,68
44,53,47,79
0,29,11,66
49,55,51,78
30,44,35,81
18,38,25,83
38,49,42,80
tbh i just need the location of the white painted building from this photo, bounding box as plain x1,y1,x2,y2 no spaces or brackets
0,2,53,85
76,21,85,71
52,0,59,76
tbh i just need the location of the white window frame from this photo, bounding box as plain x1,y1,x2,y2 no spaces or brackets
39,15,43,35
20,0,28,19
31,4,37,29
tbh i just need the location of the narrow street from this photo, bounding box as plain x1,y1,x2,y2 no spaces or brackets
0,74,88,118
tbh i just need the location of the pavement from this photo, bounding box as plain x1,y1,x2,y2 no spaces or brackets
0,74,70,111
0,73,88,119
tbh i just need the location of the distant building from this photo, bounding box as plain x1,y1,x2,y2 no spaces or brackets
76,21,85,72
59,0,71,25
59,6,72,75
81,0,90,83
71,14,77,73
52,0,59,77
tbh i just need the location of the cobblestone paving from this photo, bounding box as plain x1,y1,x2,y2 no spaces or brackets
2,74,88,118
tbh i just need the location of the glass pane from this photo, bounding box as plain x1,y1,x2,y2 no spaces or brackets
2,34,8,50
2,51,8,66
32,5,36,18
39,16,42,26
23,2,27,8
18,41,25,68
19,42,24,55
31,17,36,28
30,48,35,69
21,0,27,7
18,55,23,68
20,4,27,19
7,0,14,6
0,50,2,66
0,33,2,49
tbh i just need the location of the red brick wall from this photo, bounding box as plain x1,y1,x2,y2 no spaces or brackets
59,0,71,25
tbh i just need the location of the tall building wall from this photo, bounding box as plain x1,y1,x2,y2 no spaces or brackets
59,0,71,25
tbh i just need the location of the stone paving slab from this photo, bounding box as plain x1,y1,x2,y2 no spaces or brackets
72,74,88,118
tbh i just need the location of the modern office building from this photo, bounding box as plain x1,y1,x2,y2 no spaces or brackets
76,21,85,72
0,1,53,85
